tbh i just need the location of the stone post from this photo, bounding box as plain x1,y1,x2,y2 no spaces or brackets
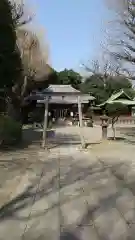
100,115,109,140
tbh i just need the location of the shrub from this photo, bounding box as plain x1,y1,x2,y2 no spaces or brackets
0,115,22,146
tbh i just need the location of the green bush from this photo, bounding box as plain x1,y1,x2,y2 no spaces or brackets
0,115,22,146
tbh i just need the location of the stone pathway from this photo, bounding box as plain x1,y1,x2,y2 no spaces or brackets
1,141,135,239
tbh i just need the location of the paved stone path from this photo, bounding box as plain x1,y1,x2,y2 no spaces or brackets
1,142,135,239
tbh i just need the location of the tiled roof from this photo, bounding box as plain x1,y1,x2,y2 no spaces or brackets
107,99,135,105
99,89,132,107
106,89,131,102
42,85,80,94
24,85,95,104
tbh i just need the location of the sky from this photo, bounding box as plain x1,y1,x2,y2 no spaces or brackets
28,0,115,72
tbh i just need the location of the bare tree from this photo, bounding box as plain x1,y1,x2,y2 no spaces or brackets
11,0,32,27
16,28,51,97
82,59,122,87
105,0,128,13
10,0,52,98
105,0,135,77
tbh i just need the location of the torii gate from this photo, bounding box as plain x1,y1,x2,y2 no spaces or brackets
39,85,86,149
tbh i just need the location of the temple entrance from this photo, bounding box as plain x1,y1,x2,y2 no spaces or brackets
54,108,67,119
27,85,95,149
59,109,67,118
49,105,74,120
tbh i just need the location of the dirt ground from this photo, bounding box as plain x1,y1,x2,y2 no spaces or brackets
0,125,135,239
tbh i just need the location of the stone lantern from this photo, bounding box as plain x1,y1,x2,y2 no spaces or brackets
100,114,109,140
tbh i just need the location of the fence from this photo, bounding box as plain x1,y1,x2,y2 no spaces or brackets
93,116,135,126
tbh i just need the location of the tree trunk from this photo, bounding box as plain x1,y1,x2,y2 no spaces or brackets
6,92,22,123
111,116,118,140
112,123,116,140
21,76,28,98
7,101,21,121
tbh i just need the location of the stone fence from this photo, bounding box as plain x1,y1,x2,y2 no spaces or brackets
93,116,135,126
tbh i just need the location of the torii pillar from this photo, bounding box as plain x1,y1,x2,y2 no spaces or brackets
77,96,86,149
42,97,49,148
42,95,86,149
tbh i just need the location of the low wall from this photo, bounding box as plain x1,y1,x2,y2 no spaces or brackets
93,116,135,126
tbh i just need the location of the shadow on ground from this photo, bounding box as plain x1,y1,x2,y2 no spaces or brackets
117,127,135,136
116,126,135,145
0,151,135,238
0,127,42,152
107,136,125,141
60,231,79,240
0,126,83,152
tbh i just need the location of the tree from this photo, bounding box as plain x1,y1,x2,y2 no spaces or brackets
80,74,109,104
105,103,129,139
0,0,22,90
10,0,52,97
11,0,32,27
106,0,135,76
81,74,134,104
0,0,23,121
57,69,82,89
16,28,52,97
80,60,134,104
0,0,51,121
104,0,129,15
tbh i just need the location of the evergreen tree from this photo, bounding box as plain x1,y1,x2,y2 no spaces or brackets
0,0,22,89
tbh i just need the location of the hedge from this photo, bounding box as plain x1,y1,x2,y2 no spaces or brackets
0,115,22,146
